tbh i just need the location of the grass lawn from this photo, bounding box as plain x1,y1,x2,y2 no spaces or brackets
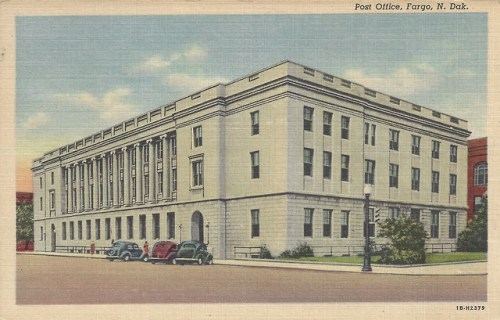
282,252,487,265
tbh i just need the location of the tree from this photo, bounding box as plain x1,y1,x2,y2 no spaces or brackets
377,215,428,265
16,201,34,242
457,199,487,252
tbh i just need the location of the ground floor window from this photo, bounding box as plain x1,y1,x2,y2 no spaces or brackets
304,208,313,237
153,214,160,239
62,222,67,240
78,221,83,240
167,212,175,239
363,208,375,237
449,212,457,239
410,209,420,221
95,219,101,240
86,220,91,240
431,210,440,238
127,216,134,239
139,215,146,239
323,209,332,237
105,218,111,240
116,217,122,240
69,222,74,240
341,211,349,238
251,209,260,238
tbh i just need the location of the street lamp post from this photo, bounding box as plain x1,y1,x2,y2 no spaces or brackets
205,221,210,245
362,184,372,272
178,224,182,243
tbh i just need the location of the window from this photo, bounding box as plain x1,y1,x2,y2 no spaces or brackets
139,215,146,239
323,112,332,136
157,172,163,194
40,197,43,211
251,111,259,135
389,207,400,220
131,148,136,166
474,196,484,214
364,160,375,185
389,129,399,151
364,123,376,146
131,177,136,201
304,148,314,177
69,222,74,240
50,190,56,210
411,135,421,155
389,164,399,188
192,160,203,187
450,145,458,163
304,208,313,237
51,172,54,185
172,169,177,191
474,162,487,186
323,151,332,179
40,226,44,240
62,222,67,240
78,221,82,240
95,219,101,240
432,171,440,193
341,211,349,238
341,155,349,182
304,107,314,131
39,177,42,189
86,220,91,240
323,209,332,237
410,209,420,222
105,218,111,240
449,212,457,239
363,208,375,237
88,162,93,179
251,209,260,238
411,167,420,191
153,214,160,239
449,174,457,195
167,212,175,239
127,216,133,239
143,145,149,163
156,141,163,159
144,175,149,196
251,151,260,179
193,126,203,147
170,136,177,156
431,210,440,238
116,217,122,240
432,141,440,159
341,116,349,139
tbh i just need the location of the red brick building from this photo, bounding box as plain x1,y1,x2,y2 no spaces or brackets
467,137,487,222
16,192,33,204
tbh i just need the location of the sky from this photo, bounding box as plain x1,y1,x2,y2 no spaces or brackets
15,13,487,192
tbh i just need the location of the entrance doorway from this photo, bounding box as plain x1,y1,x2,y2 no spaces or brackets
191,211,204,243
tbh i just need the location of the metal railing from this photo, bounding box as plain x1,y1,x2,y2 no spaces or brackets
234,246,263,259
425,243,457,253
54,245,110,255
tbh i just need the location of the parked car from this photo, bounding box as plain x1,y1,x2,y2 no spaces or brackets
150,241,178,264
172,240,213,265
16,240,34,252
106,241,149,262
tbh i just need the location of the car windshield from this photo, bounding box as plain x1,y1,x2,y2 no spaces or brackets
183,244,196,249
112,243,122,248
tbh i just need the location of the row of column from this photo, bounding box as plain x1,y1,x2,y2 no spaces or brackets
64,134,176,214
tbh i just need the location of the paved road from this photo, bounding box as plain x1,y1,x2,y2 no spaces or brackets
17,255,487,304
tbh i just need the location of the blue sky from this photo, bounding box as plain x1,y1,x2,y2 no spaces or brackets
16,14,487,191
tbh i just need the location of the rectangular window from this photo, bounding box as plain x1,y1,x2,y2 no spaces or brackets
251,209,260,238
192,160,203,187
432,140,440,159
172,169,177,191
105,218,111,240
251,151,260,179
474,196,484,214
389,129,399,151
131,177,136,200
304,107,314,131
139,215,146,240
432,171,440,193
167,212,175,239
50,191,55,210
449,174,457,195
116,217,122,240
389,163,399,188
431,210,440,238
323,151,332,179
40,226,44,241
170,136,177,156
410,209,420,222
449,212,457,239
153,214,160,239
86,220,91,240
363,208,375,238
39,177,42,189
364,160,375,185
364,123,376,146
95,219,101,240
389,207,401,220
304,208,313,237
341,155,349,182
127,216,133,239
341,116,350,139
193,126,203,147
144,175,149,196
251,111,259,135
156,141,163,159
341,211,349,238
304,148,314,177
323,111,332,136
411,135,421,155
157,172,163,194
51,172,54,185
411,167,420,191
131,148,136,166
40,197,43,211
70,222,74,240
323,209,332,237
143,145,149,163
78,221,82,240
62,222,67,240
450,145,458,163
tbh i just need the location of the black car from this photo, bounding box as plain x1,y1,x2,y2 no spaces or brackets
106,241,149,262
172,240,213,265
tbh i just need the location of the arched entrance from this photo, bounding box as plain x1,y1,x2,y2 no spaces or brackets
191,211,204,243
51,224,56,252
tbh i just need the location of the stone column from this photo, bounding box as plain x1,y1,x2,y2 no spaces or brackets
92,157,99,210
75,163,81,212
161,135,169,200
66,165,72,213
82,160,88,211
112,151,119,206
123,147,130,206
135,143,143,204
102,154,108,208
148,139,155,202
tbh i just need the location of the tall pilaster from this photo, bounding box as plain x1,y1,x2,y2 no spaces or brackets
161,135,169,200
75,162,81,212
92,157,99,210
112,151,119,206
148,139,155,202
123,147,130,206
82,160,88,211
135,143,143,204
102,154,108,208
67,165,73,213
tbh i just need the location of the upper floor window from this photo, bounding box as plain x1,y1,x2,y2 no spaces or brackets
323,151,332,179
143,145,149,163
193,126,203,147
431,210,440,238
389,163,399,188
411,167,420,191
304,208,313,237
449,174,457,195
192,160,203,187
432,171,440,193
39,177,42,189
432,140,440,159
304,148,314,177
251,111,259,135
450,145,458,163
304,107,314,131
341,155,349,182
341,211,349,238
364,123,376,146
341,116,350,139
389,129,399,151
323,111,332,136
51,172,54,185
251,151,260,179
364,160,375,185
323,209,332,237
156,141,163,160
474,162,487,186
411,135,421,155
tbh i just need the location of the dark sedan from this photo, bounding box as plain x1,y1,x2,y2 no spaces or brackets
150,241,178,264
106,241,149,262
172,240,213,265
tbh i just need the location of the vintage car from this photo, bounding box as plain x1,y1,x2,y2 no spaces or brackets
172,240,213,265
106,241,149,262
150,241,178,264
16,240,34,252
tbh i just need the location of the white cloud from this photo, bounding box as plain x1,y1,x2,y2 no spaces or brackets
183,46,207,62
130,55,171,74
23,112,49,129
165,74,228,94
129,46,208,75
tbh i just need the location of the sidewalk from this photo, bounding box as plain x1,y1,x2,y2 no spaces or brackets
19,251,487,276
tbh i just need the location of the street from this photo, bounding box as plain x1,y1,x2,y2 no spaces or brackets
17,255,486,304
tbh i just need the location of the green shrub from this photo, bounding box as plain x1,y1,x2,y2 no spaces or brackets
259,247,273,259
457,199,487,252
279,242,314,258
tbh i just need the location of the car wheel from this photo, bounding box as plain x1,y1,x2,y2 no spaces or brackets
207,258,214,265
197,257,203,265
123,254,131,262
